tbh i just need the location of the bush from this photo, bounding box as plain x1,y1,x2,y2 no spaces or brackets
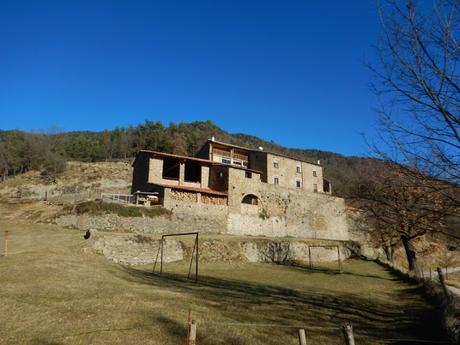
41,153,66,177
73,200,171,218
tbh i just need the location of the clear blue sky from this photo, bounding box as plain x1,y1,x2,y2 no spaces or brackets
0,0,380,156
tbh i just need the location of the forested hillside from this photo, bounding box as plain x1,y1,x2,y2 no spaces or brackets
0,120,382,197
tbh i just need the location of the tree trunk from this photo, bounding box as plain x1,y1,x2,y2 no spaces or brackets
401,235,421,277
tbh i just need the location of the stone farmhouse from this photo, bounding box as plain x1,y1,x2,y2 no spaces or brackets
131,139,349,240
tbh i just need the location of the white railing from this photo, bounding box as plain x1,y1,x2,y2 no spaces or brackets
101,193,134,204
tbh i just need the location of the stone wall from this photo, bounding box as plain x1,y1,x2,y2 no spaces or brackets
226,167,349,240
241,240,348,264
92,231,184,265
148,157,164,184
56,201,227,234
88,230,351,265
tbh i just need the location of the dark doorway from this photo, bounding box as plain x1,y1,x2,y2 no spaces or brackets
242,194,259,205
184,161,201,182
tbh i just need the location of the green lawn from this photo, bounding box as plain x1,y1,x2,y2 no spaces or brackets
0,218,448,345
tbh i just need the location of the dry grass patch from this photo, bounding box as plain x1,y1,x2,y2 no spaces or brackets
0,218,449,345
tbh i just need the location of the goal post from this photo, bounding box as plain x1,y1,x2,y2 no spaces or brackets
307,244,342,272
153,232,199,282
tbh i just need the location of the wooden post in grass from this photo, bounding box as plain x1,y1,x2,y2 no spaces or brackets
298,329,307,345
342,323,355,345
308,246,312,269
437,267,450,299
3,230,8,257
188,319,197,345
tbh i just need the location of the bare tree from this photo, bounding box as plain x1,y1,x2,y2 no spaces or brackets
354,163,456,276
370,0,460,197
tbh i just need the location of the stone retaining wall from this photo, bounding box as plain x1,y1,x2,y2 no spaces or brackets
56,208,226,234
88,230,351,266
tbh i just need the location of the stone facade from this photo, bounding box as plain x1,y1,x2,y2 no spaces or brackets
253,152,324,193
226,167,348,240
130,139,349,241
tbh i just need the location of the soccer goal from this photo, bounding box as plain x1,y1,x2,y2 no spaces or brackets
152,232,199,282
307,244,343,272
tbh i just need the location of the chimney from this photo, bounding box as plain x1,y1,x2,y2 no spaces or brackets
211,136,215,142
317,160,321,165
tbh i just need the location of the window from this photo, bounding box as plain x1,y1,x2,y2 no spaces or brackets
222,158,231,164
296,180,301,188
233,160,242,166
296,165,301,173
273,161,279,168
273,177,279,185
313,170,317,177
245,171,252,179
313,183,318,192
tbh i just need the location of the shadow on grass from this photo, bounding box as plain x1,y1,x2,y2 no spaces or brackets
117,264,450,345
288,261,400,281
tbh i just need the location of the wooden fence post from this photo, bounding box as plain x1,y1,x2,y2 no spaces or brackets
188,319,197,345
342,323,355,345
308,246,312,269
437,267,451,299
298,328,307,345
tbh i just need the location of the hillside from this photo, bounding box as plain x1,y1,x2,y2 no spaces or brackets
0,161,132,202
0,120,382,197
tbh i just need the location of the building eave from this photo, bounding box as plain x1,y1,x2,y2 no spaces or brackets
153,183,228,196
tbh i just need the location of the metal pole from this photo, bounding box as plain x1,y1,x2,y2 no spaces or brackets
160,237,164,275
195,233,199,282
187,237,196,280
337,246,342,272
153,241,161,273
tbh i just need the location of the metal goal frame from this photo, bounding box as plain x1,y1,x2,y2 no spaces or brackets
153,232,199,282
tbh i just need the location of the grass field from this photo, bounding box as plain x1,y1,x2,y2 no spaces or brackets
0,218,449,345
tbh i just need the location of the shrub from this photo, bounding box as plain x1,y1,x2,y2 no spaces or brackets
73,200,171,218
259,208,269,220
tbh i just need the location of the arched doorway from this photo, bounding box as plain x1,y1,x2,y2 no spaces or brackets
241,194,259,205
